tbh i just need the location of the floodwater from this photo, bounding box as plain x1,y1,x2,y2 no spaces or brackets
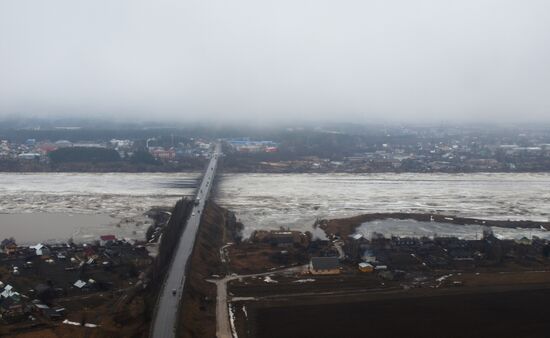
0,172,200,243
216,173,550,237
0,213,121,244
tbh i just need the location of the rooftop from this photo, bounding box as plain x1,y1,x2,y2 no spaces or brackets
311,256,339,270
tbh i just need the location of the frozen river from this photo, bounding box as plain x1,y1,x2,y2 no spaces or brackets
0,173,200,243
216,173,550,237
1,172,550,242
0,172,200,216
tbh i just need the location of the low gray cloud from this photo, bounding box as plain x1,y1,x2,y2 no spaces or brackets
1,0,550,123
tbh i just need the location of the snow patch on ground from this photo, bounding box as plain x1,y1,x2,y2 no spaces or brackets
263,276,278,283
228,303,239,338
356,218,550,241
436,274,453,282
62,319,99,328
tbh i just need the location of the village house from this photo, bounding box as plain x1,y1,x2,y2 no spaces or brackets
253,230,309,247
269,231,295,247
29,243,51,258
0,285,24,322
309,257,340,275
99,235,117,246
358,262,374,272
1,239,17,255
0,297,24,321
3,242,17,255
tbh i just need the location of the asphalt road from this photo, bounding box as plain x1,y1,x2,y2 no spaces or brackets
150,143,221,338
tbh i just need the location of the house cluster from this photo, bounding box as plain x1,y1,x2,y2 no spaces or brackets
308,233,387,276
252,230,310,248
339,229,550,281
226,138,278,153
339,137,550,172
227,127,550,173
0,235,149,325
0,283,22,322
235,220,550,284
0,138,135,161
0,134,217,165
147,139,212,161
299,223,550,282
0,282,66,323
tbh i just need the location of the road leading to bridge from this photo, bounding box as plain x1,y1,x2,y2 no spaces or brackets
150,143,221,338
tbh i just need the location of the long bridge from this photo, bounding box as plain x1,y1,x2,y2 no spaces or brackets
150,142,221,338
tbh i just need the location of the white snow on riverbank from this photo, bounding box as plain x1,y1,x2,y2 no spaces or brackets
356,218,550,241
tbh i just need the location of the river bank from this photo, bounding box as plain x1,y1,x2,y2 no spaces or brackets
0,198,197,337
2,172,549,240
226,210,550,338
320,212,550,240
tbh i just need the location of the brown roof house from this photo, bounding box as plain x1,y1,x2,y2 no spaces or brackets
309,256,340,275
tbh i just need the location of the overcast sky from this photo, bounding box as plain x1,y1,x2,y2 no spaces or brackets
1,0,550,124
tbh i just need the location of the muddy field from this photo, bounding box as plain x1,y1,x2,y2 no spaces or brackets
248,286,550,338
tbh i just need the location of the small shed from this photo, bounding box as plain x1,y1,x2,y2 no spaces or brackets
358,262,374,273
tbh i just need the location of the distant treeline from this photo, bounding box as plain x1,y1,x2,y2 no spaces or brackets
48,147,120,163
